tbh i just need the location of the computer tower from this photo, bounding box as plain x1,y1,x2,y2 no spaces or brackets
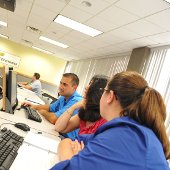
0,0,16,12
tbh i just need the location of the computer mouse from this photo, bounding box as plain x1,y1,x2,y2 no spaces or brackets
14,123,30,131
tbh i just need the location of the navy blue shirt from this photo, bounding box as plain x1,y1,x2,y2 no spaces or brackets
50,91,82,140
51,116,170,170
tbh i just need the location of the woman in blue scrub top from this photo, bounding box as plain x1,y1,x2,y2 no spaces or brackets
51,71,170,170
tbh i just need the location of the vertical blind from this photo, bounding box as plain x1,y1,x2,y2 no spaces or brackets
65,55,130,95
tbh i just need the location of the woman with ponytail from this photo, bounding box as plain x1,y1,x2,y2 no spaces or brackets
51,71,170,170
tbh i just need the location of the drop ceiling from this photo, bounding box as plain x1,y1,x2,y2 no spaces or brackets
0,0,170,60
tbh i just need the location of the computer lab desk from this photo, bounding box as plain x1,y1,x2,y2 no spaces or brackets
0,88,61,169
0,111,61,170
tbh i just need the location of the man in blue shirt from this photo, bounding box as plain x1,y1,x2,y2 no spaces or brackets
24,73,82,140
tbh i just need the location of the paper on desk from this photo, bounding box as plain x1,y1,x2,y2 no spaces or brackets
25,97,44,105
24,131,60,153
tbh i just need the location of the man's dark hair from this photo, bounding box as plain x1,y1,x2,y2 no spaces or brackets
79,75,108,122
63,73,79,86
34,73,40,79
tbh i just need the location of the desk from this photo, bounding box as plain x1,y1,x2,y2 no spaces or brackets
0,89,61,170
0,112,60,170
17,87,45,105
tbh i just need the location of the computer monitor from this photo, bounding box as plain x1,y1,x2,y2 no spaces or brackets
6,67,18,113
1,66,18,114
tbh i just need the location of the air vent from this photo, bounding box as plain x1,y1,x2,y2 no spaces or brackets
22,39,33,46
26,26,41,34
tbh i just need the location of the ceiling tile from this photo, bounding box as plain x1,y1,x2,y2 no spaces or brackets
147,32,170,43
70,0,111,15
85,16,118,32
115,0,170,17
30,4,57,21
123,19,166,36
60,4,92,22
34,0,67,13
146,8,170,31
97,5,139,26
108,27,141,41
59,31,91,46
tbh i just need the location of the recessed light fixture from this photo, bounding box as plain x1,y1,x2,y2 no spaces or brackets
39,36,69,48
54,15,103,37
164,0,170,3
32,46,53,55
81,1,92,7
0,33,8,39
0,20,7,27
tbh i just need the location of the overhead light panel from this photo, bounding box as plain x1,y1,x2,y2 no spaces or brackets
0,20,7,27
39,36,69,48
32,46,53,55
54,15,103,37
0,33,8,39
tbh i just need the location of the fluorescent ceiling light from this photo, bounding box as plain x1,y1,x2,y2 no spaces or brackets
39,36,69,48
0,33,8,39
0,20,7,27
164,0,170,3
32,46,53,55
54,15,103,37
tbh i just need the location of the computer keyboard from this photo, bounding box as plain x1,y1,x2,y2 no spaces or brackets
22,106,42,123
0,128,24,170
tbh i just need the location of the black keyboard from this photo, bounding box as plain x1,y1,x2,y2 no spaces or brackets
22,106,42,123
0,128,24,170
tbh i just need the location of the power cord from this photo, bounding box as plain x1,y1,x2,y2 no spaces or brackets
0,123,15,130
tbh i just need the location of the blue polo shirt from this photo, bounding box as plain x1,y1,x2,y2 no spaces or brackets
51,116,170,170
50,91,82,140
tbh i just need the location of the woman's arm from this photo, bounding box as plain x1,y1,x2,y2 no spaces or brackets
58,138,84,162
55,100,85,133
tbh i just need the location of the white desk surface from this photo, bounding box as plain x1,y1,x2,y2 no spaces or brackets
17,87,45,105
0,87,59,138
0,87,60,170
0,111,59,139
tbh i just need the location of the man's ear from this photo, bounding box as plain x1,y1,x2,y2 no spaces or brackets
73,85,78,90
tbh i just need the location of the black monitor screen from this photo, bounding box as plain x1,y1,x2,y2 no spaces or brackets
6,67,17,113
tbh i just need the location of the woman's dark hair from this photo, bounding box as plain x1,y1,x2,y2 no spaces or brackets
107,71,170,159
78,75,108,122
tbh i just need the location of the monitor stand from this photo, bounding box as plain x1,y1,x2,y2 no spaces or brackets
5,97,13,114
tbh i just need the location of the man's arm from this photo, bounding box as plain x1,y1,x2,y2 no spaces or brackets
20,84,32,90
38,110,58,124
23,102,56,124
18,82,28,85
23,102,50,111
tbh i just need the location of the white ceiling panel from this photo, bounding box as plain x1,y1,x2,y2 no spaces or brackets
123,19,166,37
85,16,118,32
60,4,92,23
59,31,91,46
108,28,141,41
146,8,170,31
70,0,111,15
29,4,57,21
97,5,139,26
34,0,67,13
115,0,170,17
0,0,170,61
93,32,124,45
148,32,170,43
